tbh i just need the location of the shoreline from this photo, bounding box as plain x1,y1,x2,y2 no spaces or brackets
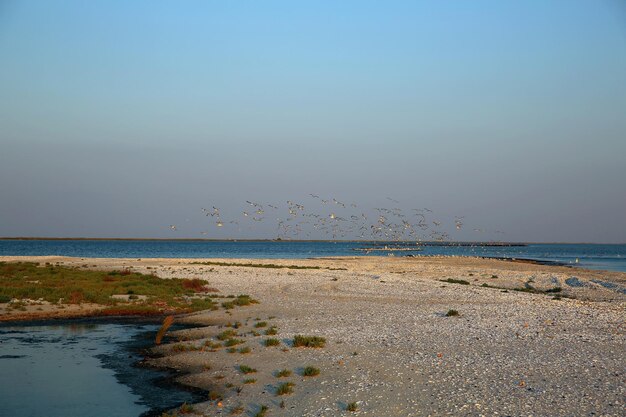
1,256,625,416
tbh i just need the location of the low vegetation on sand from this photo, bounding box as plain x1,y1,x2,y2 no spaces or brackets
275,369,292,378
264,338,281,347
191,261,346,271
293,335,326,348
221,295,258,309
0,262,239,316
440,278,470,285
253,405,269,417
302,366,320,376
239,365,257,374
276,382,295,396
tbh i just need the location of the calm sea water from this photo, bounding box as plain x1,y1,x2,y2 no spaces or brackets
1,240,625,272
0,320,203,417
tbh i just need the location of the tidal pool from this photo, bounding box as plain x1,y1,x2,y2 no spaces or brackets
0,319,204,417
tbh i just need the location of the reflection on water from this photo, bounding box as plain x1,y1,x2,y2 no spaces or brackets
0,320,202,417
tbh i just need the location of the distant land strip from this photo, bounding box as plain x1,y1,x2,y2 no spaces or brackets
0,237,528,246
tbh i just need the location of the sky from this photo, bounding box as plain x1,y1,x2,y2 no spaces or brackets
1,0,625,242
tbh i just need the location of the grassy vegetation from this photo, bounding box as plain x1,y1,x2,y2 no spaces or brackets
223,338,244,347
254,321,268,328
293,335,326,348
239,365,257,374
222,295,258,309
265,326,278,335
276,382,295,396
243,378,257,384
204,340,222,349
216,329,238,340
512,286,568,297
347,402,358,412
192,261,322,269
275,369,292,378
0,262,222,315
440,278,470,285
445,309,459,317
253,405,269,417
179,402,194,414
264,338,281,347
302,366,320,377
238,346,251,354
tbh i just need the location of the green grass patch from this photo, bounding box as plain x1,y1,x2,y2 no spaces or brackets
302,366,320,377
264,338,280,347
275,369,292,378
265,326,278,335
222,295,258,309
216,329,238,340
192,261,322,269
0,262,217,314
253,405,268,417
223,338,244,347
440,278,470,285
254,321,268,328
293,335,326,348
276,382,295,396
239,365,257,374
347,402,358,412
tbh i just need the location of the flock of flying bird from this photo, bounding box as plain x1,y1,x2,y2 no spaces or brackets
169,195,504,242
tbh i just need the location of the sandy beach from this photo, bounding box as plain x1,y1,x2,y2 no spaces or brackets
1,255,625,416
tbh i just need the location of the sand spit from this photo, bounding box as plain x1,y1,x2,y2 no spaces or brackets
1,255,625,416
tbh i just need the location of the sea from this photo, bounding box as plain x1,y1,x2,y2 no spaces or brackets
1,239,625,273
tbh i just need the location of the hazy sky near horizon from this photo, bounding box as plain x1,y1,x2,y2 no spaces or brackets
1,1,625,242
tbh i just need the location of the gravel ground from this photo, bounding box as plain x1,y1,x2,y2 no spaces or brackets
2,255,625,416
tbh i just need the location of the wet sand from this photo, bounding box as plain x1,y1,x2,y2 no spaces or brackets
1,255,625,416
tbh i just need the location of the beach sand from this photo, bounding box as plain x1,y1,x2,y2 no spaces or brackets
1,255,625,416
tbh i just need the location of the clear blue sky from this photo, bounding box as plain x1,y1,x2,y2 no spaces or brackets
1,0,625,242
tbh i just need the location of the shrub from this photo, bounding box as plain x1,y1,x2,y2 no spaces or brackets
253,405,268,417
239,365,257,374
275,369,292,378
445,309,459,317
264,338,280,347
293,335,326,348
216,330,238,340
440,278,469,285
224,338,244,347
302,366,320,377
276,382,294,396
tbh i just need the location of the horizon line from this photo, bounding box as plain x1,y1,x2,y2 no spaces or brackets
0,237,624,245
